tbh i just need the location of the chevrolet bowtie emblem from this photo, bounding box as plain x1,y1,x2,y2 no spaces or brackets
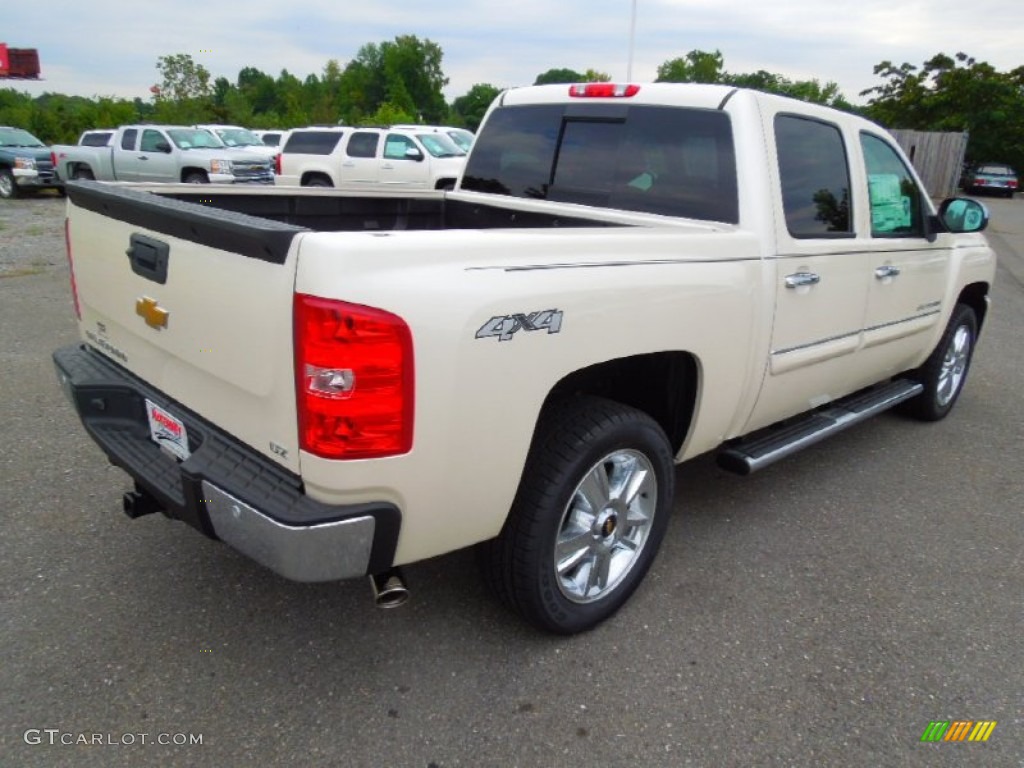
136,296,169,330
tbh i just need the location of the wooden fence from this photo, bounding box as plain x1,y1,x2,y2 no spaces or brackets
889,129,969,199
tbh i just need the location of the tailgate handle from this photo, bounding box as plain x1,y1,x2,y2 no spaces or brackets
126,233,170,285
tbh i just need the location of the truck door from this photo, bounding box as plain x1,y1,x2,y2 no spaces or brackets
112,128,140,181
855,131,951,374
135,129,180,183
747,112,872,430
379,133,429,188
339,131,381,188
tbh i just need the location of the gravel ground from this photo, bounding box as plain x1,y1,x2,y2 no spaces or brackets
0,192,67,279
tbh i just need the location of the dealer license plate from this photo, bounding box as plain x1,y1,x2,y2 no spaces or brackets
145,399,190,461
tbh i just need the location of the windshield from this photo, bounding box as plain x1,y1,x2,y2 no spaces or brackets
215,128,263,148
447,129,475,152
0,127,46,148
167,129,225,150
416,133,466,158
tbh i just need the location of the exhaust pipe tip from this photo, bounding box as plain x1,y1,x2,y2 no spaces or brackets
369,568,409,609
122,488,162,519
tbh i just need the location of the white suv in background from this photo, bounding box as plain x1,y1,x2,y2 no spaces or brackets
276,126,466,191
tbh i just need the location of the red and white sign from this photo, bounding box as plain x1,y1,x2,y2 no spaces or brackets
0,45,10,76
145,399,190,461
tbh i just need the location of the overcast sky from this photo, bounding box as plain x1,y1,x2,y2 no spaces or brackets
4,0,1022,108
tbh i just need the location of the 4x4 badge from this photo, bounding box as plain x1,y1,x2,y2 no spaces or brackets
136,296,169,330
476,309,563,342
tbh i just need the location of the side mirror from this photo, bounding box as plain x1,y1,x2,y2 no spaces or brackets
405,147,424,162
938,197,989,233
154,140,172,154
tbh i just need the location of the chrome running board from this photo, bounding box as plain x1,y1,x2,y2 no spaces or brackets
716,379,924,476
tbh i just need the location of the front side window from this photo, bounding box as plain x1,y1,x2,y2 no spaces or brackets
461,104,738,223
861,132,925,237
775,115,851,237
384,134,418,160
140,130,167,153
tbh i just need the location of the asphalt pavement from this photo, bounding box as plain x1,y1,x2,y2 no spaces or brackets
1,194,1021,767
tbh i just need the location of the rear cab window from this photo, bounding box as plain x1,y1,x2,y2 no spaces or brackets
461,104,738,223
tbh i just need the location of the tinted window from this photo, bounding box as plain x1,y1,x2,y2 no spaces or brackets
120,129,138,150
462,104,738,223
261,132,282,147
81,132,112,147
140,130,166,153
860,132,924,237
283,131,343,155
776,115,851,237
347,132,379,159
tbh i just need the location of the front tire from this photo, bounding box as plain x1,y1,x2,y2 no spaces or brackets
183,171,209,184
0,167,19,199
901,303,978,421
481,396,675,634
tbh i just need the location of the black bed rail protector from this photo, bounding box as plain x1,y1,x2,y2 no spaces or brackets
65,180,307,265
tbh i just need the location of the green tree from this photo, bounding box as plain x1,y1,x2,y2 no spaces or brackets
451,83,501,130
656,49,725,83
861,52,1024,171
534,68,585,85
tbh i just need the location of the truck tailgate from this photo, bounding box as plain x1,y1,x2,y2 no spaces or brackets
63,182,306,473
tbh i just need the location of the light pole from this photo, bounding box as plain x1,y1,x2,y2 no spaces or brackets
626,0,638,80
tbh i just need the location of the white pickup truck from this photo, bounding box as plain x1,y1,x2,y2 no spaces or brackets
50,125,274,184
53,83,995,634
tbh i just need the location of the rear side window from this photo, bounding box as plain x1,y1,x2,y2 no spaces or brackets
120,129,137,150
81,132,111,147
346,132,379,159
775,115,851,237
462,104,738,223
283,131,343,155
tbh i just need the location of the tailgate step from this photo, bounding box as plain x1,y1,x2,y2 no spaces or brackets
716,379,923,475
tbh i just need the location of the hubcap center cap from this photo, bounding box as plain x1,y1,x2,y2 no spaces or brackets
595,510,618,539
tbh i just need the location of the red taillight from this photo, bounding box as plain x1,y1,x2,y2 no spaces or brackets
274,153,282,175
568,83,641,98
294,295,414,460
64,218,81,320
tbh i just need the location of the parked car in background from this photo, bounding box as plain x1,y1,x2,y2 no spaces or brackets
254,129,288,148
51,125,275,184
77,129,115,147
195,124,279,159
0,125,62,198
393,124,475,152
962,162,1018,198
276,125,465,190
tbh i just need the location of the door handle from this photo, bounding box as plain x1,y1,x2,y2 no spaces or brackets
784,272,821,289
874,265,901,279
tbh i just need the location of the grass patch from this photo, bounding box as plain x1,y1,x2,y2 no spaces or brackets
0,265,45,279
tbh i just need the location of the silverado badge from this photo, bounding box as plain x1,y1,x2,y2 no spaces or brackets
136,296,169,330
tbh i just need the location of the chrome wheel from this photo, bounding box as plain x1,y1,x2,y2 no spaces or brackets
554,449,657,603
0,170,15,199
936,325,971,407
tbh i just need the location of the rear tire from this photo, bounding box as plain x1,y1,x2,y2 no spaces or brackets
901,303,978,421
304,176,332,188
480,396,675,634
72,167,95,181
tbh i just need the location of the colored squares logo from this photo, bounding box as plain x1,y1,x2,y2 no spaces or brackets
920,720,997,742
